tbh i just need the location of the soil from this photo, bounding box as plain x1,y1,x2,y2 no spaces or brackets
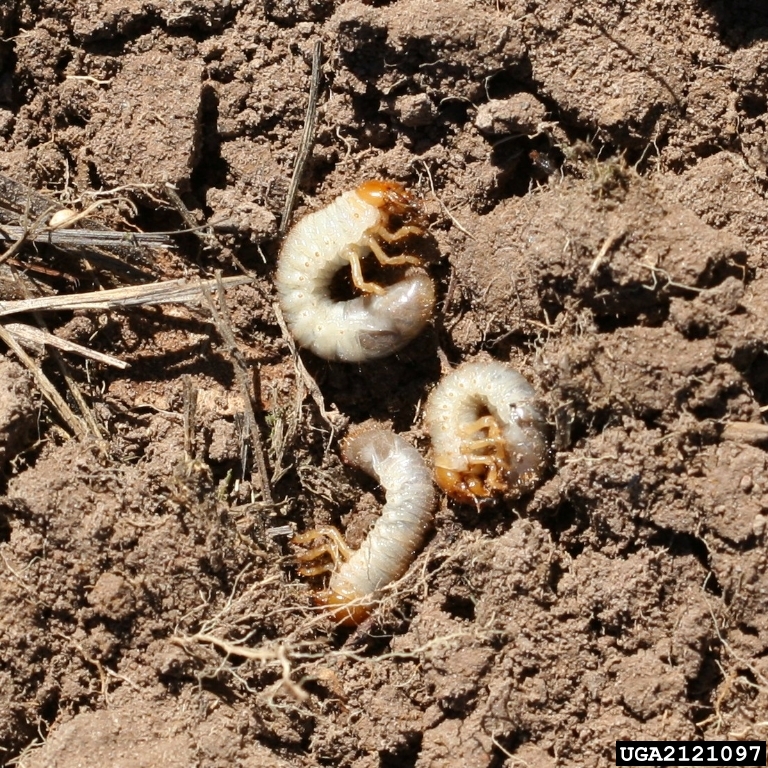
1,0,768,766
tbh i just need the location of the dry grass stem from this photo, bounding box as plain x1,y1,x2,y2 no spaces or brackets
0,275,251,317
279,40,323,237
41,334,104,440
0,223,173,250
0,275,249,438
4,322,127,369
200,274,273,505
0,174,174,277
272,300,346,433
164,183,219,251
0,322,87,438
182,375,198,459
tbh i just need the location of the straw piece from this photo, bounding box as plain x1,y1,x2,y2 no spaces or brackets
0,275,252,317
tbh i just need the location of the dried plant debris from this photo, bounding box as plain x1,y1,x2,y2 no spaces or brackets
0,174,173,273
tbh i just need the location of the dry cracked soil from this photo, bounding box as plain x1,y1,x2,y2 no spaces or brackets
1,0,768,766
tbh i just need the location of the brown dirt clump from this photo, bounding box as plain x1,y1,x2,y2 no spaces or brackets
1,1,768,766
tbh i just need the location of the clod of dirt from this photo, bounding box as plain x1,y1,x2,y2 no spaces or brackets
452,178,746,346
332,0,527,102
394,93,438,128
616,650,688,720
25,706,194,768
81,49,204,189
71,0,239,41
555,325,723,424
524,4,692,147
87,572,137,621
205,187,276,242
690,441,768,544
23,699,297,768
264,0,333,24
475,94,548,136
416,710,493,768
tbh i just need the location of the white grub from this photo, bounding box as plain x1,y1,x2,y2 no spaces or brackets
425,359,548,504
293,428,436,625
276,180,435,362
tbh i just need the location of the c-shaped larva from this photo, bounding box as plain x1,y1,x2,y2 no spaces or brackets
276,180,436,362
293,428,436,625
425,360,548,504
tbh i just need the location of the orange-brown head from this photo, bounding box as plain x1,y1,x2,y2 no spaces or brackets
315,586,373,627
434,465,495,506
355,179,424,227
434,461,545,505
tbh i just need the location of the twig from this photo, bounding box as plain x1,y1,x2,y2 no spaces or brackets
3,323,128,369
279,41,323,237
164,182,219,251
721,421,768,445
201,274,273,505
0,223,173,250
589,228,626,275
0,323,86,438
272,300,345,433
0,275,251,317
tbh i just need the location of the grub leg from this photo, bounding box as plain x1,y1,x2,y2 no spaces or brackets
375,224,424,243
292,524,353,569
344,246,386,295
365,234,421,267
